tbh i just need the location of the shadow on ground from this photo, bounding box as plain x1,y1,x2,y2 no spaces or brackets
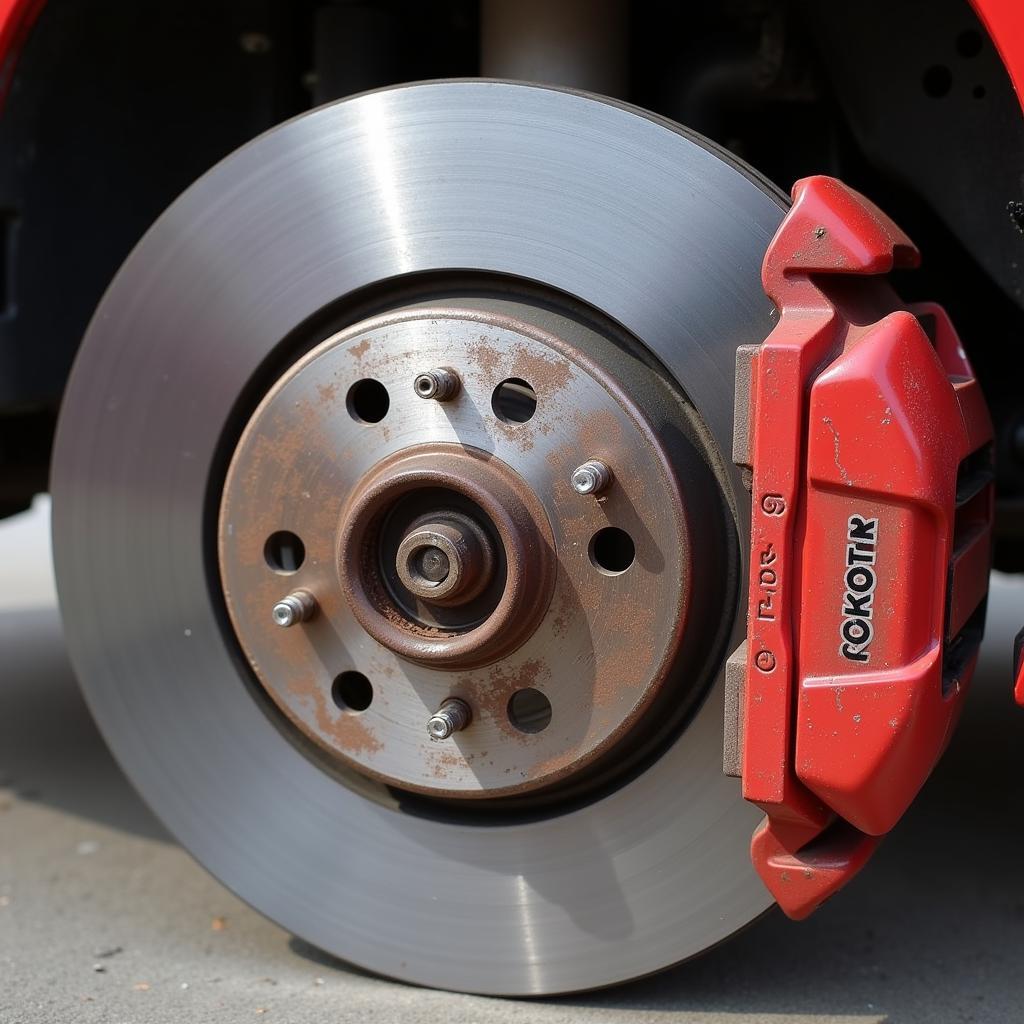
0,607,168,842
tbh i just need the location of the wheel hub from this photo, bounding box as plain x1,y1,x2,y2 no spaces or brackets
219,299,722,799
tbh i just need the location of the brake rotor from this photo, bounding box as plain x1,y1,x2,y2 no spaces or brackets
52,81,786,994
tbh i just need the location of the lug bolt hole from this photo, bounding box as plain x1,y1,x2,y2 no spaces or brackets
589,526,635,575
491,377,537,423
507,688,552,734
264,530,305,573
347,378,390,423
332,671,373,712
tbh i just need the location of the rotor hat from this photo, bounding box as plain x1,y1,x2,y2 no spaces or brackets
218,302,719,800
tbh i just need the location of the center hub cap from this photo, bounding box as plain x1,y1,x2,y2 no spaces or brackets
218,296,724,799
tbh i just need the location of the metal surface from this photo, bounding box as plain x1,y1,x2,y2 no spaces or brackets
51,82,786,994
332,439,558,676
394,512,492,603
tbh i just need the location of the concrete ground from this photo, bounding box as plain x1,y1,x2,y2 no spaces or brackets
1,496,1021,1024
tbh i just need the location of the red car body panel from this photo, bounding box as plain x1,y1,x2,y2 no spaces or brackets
971,0,1024,106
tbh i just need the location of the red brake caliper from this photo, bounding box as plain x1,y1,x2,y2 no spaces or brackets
732,176,994,918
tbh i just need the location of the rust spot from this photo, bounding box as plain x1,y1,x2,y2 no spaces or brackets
508,344,574,395
468,337,504,379
494,419,536,454
577,407,626,457
549,583,578,640
486,657,545,693
328,714,383,755
429,749,464,779
305,681,383,755
316,382,339,405
348,338,371,361
452,658,555,749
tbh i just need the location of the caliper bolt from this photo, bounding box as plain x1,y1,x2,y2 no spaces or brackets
271,589,318,627
427,698,472,741
414,367,461,402
571,459,613,496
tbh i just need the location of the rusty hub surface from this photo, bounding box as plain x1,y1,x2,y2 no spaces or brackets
219,298,714,799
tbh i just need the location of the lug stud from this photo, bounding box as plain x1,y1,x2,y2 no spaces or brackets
414,367,461,402
427,698,472,740
272,589,318,627
571,459,613,496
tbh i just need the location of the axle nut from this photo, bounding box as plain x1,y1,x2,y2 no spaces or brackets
395,512,495,605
